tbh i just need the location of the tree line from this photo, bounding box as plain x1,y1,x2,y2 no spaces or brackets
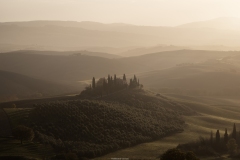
81,74,143,97
177,123,240,158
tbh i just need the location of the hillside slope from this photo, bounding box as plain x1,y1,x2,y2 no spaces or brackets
118,45,190,57
177,17,240,30
4,50,121,59
139,60,240,96
2,89,192,159
0,50,239,85
122,50,240,71
2,20,240,51
0,24,159,49
0,70,77,102
0,52,144,83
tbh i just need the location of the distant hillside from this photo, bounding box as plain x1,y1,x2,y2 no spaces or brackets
122,50,240,71
118,45,190,57
119,45,240,57
0,20,132,29
0,52,144,84
0,50,239,86
2,20,240,52
0,70,78,102
177,17,240,30
82,46,135,55
139,60,240,96
71,50,121,59
0,23,159,49
2,50,121,59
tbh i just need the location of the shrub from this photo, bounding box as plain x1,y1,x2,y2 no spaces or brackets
227,138,238,156
12,125,34,144
161,149,185,160
185,151,199,160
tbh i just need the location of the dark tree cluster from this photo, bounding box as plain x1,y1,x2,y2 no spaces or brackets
160,148,199,160
12,125,34,144
129,75,140,88
177,123,240,157
28,90,186,159
81,74,142,97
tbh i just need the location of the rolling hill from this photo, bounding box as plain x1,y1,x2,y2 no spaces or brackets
2,50,121,59
177,17,240,30
0,23,159,50
0,50,239,85
0,89,192,159
118,45,190,57
118,45,240,57
139,59,240,96
121,50,240,71
2,19,240,53
0,51,144,83
0,70,78,102
95,93,240,159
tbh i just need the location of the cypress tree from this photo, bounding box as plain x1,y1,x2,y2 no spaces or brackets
216,130,220,143
111,76,113,84
232,123,237,140
92,77,95,89
123,74,126,81
224,128,228,144
108,75,111,85
123,74,127,87
103,78,106,90
134,75,137,82
114,74,117,86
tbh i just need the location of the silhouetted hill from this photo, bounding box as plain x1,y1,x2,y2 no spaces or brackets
2,20,240,52
71,50,121,58
0,50,239,86
0,70,78,102
118,45,190,57
0,23,159,50
2,50,121,59
118,45,240,57
177,17,240,30
122,50,240,70
139,60,240,96
0,20,132,29
0,51,143,83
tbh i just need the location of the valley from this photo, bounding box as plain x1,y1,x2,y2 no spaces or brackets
1,16,240,159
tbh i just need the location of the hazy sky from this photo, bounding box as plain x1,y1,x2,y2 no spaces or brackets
1,0,240,26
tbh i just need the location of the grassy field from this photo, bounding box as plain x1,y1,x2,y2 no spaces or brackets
94,94,240,160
